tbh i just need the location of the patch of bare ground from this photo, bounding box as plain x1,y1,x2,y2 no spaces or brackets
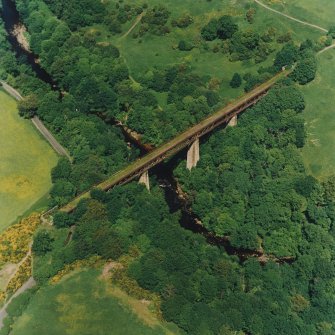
12,24,30,52
0,264,17,291
105,286,164,330
100,261,123,279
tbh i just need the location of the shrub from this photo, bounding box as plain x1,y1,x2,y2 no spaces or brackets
328,26,335,39
230,73,242,88
178,40,194,51
291,56,317,85
201,19,218,41
53,211,74,228
32,230,54,256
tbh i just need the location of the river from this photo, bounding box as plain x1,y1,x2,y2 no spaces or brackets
1,0,56,86
0,0,292,264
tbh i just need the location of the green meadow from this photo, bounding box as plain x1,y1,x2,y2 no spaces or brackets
264,0,335,29
111,0,322,102
301,50,335,179
0,90,58,230
10,269,177,335
259,0,335,179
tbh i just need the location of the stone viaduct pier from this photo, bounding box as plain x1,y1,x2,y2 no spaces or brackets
61,70,289,213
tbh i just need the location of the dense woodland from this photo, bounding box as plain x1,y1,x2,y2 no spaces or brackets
0,0,334,334
176,82,308,257
11,0,321,147
34,78,334,335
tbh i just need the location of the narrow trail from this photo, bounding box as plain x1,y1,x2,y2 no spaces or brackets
5,244,32,287
318,42,335,55
31,116,71,160
120,12,144,39
0,244,35,329
254,0,328,33
0,277,36,328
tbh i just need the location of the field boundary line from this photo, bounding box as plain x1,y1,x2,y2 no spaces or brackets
0,81,71,160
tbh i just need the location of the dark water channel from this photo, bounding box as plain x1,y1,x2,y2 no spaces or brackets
0,0,292,264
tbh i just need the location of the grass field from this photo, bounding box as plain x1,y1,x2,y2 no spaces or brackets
0,91,58,230
263,0,335,29
259,0,335,179
111,0,322,102
301,50,335,179
10,269,178,335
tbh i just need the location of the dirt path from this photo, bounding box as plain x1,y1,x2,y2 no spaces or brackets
5,244,32,288
120,12,144,39
318,42,335,55
254,0,328,33
0,80,23,100
0,241,36,330
0,277,36,329
31,116,71,160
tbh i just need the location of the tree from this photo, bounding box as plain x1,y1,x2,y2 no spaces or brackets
201,19,218,41
141,5,171,36
17,94,39,118
172,13,193,28
53,211,74,228
274,43,298,70
50,180,76,206
291,56,317,85
217,16,238,40
328,26,335,39
230,73,242,88
178,40,194,51
246,8,256,23
51,158,72,182
32,230,54,256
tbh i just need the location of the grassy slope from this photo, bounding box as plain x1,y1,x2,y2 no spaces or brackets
301,50,335,179
111,0,321,101
10,269,178,335
264,0,335,29
260,0,335,179
0,91,58,230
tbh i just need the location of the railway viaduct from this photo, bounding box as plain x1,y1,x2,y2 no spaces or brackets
61,70,289,213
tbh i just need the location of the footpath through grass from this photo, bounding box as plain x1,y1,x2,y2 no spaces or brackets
0,91,58,230
10,269,177,335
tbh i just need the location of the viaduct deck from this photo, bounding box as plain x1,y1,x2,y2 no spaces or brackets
61,70,289,213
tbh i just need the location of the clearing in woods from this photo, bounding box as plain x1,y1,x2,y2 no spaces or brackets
0,90,58,230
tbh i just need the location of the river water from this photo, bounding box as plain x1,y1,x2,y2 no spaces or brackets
0,0,291,264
